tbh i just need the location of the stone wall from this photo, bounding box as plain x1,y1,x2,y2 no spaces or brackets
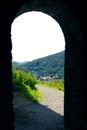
0,0,86,129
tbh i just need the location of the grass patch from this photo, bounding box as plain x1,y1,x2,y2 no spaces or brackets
37,79,64,92
12,69,43,102
13,84,43,102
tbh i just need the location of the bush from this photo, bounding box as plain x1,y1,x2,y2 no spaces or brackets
12,69,43,102
12,69,37,89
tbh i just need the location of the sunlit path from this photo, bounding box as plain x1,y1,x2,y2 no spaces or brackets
36,85,64,115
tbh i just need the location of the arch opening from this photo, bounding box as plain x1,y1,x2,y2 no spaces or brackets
11,11,65,129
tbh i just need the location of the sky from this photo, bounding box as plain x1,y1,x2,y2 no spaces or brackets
11,11,65,62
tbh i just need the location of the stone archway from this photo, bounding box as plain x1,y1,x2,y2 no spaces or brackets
0,0,86,130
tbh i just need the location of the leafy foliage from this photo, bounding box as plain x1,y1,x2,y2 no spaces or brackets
12,69,37,88
12,68,43,102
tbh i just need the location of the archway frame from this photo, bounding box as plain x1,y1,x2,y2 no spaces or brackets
13,1,85,129
0,0,86,130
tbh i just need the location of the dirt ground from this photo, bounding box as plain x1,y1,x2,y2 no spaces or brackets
13,85,64,130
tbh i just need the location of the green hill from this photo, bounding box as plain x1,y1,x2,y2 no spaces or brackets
12,51,65,79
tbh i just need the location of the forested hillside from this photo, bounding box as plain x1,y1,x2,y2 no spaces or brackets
12,51,64,79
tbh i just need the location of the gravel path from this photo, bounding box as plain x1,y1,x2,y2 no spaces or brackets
13,85,64,130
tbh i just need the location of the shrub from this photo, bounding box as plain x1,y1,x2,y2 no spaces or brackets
12,69,43,102
12,69,37,89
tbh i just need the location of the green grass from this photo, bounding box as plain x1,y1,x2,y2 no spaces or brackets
13,84,43,102
37,79,64,92
12,69,43,102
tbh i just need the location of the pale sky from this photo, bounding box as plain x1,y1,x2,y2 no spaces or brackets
11,11,65,62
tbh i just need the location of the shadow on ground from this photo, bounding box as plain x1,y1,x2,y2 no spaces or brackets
14,94,64,130
14,103,64,130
